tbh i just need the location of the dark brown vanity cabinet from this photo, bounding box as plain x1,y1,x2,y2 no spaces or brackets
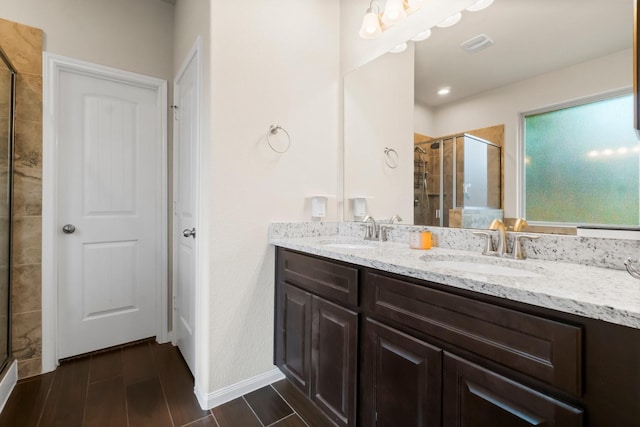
443,354,583,426
360,319,583,427
275,248,640,427
360,319,442,427
275,250,359,427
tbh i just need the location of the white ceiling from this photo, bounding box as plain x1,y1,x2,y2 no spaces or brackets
415,0,633,106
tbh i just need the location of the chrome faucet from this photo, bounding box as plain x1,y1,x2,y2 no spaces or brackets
362,216,378,241
474,218,540,259
510,218,539,259
489,219,508,257
388,214,403,224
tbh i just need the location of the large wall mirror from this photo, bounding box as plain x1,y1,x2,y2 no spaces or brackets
344,0,634,232
0,47,15,371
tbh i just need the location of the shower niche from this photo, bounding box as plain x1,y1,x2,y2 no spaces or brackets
414,134,502,229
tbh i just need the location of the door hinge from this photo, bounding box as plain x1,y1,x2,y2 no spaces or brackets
170,105,179,121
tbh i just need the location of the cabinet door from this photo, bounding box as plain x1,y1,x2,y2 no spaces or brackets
311,297,358,427
361,319,442,427
443,353,583,427
276,283,312,394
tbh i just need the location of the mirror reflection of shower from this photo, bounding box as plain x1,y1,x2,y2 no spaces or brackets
414,134,502,229
413,143,441,225
414,146,428,218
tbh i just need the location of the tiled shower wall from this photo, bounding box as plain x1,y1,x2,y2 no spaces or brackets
0,18,43,379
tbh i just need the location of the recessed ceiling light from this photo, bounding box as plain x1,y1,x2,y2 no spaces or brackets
466,0,494,12
412,30,432,42
438,87,451,96
436,12,462,28
389,42,408,53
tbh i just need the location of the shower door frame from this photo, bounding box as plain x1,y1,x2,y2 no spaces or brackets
0,47,16,375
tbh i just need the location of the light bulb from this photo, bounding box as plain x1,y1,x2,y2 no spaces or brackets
381,0,407,26
411,29,432,42
466,0,494,12
437,12,462,28
359,9,382,39
438,87,451,96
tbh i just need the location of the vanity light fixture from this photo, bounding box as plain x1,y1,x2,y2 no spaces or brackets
436,12,462,28
358,0,419,40
358,0,494,43
466,0,494,12
407,0,425,9
412,29,432,41
381,0,407,25
359,2,382,39
438,87,451,96
389,42,408,53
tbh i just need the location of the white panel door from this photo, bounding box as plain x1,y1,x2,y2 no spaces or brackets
57,68,163,359
174,48,199,375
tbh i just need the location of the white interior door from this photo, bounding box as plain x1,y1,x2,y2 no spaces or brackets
57,64,165,359
174,46,200,375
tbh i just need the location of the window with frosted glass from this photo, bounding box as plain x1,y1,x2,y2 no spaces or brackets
524,94,639,225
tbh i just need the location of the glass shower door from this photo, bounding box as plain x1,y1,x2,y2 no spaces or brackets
0,48,15,371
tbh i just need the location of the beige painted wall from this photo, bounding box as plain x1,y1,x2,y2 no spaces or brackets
1,0,174,80
414,103,436,137
203,0,341,393
344,46,415,222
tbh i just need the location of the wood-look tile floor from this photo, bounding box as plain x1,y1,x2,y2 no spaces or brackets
0,341,332,427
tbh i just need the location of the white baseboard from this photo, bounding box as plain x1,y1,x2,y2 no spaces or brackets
195,367,285,410
0,361,17,413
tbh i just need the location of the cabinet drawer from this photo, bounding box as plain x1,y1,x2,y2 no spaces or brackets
364,271,582,395
443,353,583,426
278,249,358,307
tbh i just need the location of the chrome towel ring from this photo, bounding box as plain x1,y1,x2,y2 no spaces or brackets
267,125,291,153
384,147,398,169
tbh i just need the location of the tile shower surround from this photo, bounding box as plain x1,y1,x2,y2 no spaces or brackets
0,17,43,379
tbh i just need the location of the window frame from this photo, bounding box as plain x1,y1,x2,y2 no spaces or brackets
517,88,636,227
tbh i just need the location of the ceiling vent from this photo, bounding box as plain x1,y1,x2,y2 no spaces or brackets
461,34,494,54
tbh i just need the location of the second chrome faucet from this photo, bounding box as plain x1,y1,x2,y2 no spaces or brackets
362,215,403,242
474,218,539,259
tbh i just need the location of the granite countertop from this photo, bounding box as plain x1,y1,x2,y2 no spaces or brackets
270,235,640,330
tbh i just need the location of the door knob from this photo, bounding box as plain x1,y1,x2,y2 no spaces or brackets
183,228,196,238
62,224,76,234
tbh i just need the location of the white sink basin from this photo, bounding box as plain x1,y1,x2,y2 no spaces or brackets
424,260,542,278
322,243,377,250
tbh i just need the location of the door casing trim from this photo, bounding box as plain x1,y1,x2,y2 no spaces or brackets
42,52,169,372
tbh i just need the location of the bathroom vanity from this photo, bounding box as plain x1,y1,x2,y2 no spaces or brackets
272,228,640,427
